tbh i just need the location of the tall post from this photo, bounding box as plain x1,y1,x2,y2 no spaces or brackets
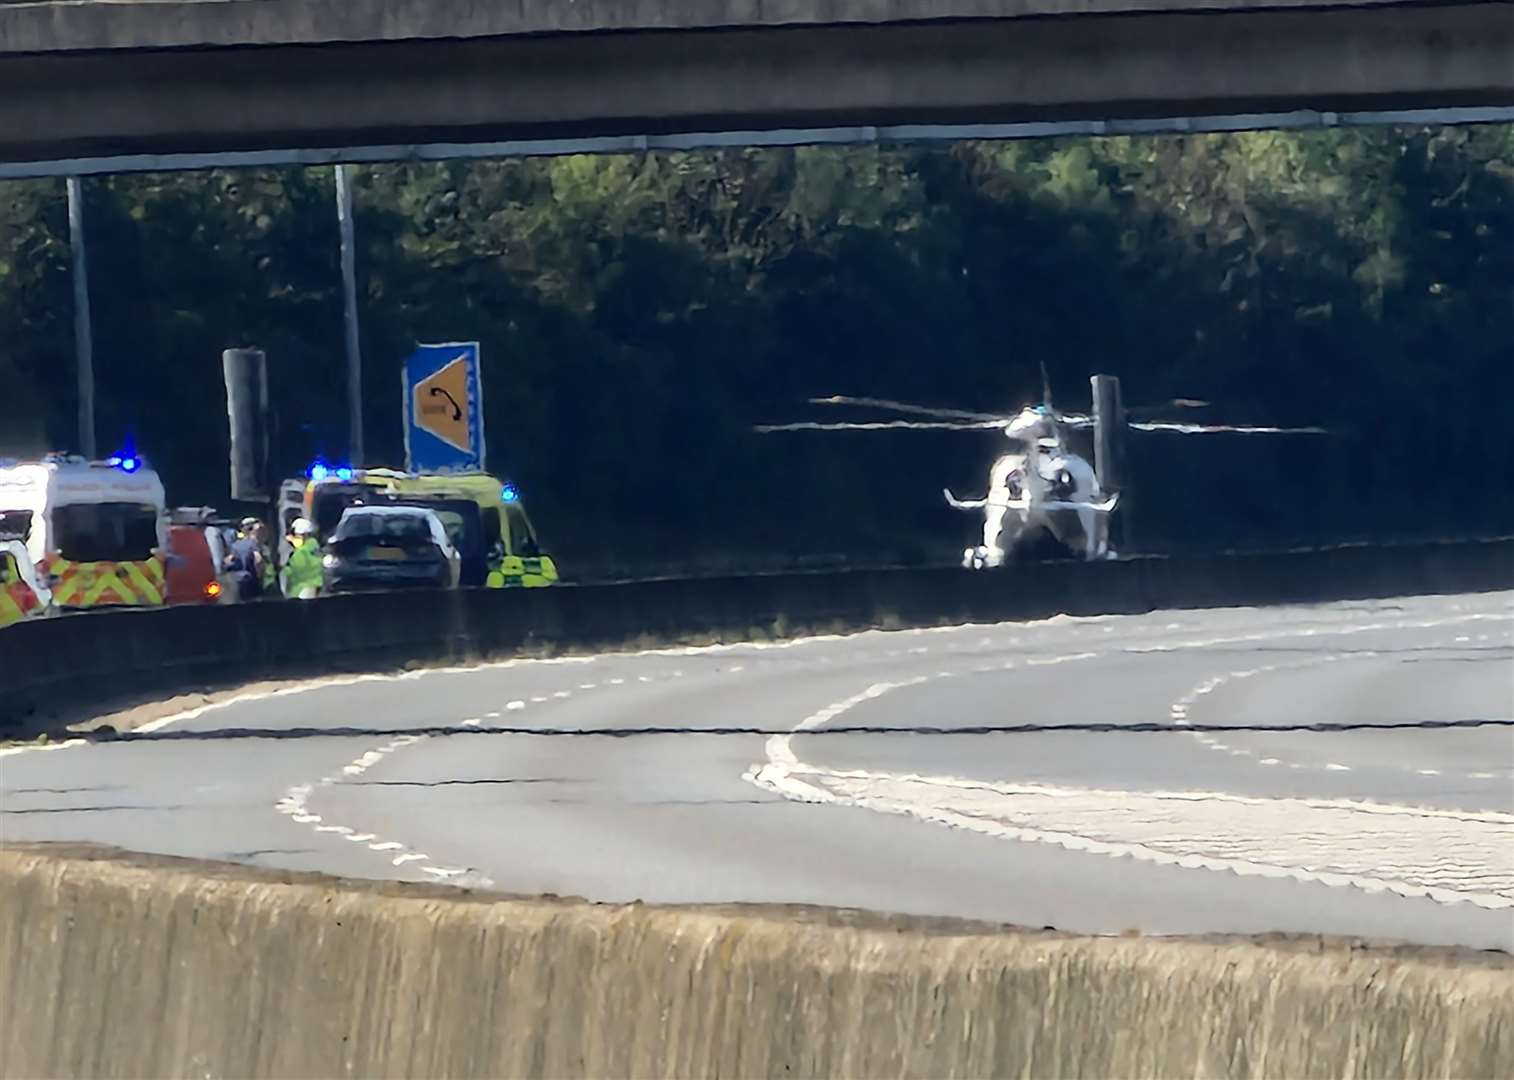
335,164,364,466
66,176,96,459
1090,374,1126,493
1091,373,1127,553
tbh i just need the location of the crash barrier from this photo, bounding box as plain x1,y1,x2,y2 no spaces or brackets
1,845,1509,1079
3,537,1510,730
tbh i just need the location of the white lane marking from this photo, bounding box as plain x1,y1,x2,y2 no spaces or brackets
747,615,1514,910
485,711,502,719
506,701,526,711
273,725,499,889
6,598,1494,761
1171,635,1510,780
0,738,87,758
553,691,571,699
773,767,1514,909
579,683,597,690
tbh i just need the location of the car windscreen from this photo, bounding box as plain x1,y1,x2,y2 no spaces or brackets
332,513,435,548
309,484,378,536
53,502,159,562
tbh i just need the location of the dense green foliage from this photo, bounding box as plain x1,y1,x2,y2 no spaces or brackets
1,127,1511,572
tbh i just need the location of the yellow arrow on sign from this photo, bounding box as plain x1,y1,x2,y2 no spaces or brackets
413,354,473,452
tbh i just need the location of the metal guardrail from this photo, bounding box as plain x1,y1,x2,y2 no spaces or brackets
4,538,1510,729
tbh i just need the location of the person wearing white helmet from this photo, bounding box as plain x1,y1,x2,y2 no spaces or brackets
280,517,323,599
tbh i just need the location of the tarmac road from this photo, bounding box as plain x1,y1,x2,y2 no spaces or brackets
3,591,1511,949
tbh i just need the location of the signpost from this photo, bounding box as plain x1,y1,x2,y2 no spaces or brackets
402,342,485,473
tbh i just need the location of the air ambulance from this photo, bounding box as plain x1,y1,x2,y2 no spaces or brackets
0,453,169,609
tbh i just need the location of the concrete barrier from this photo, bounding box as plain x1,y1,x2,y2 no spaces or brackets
1,845,1510,1079
4,538,1511,730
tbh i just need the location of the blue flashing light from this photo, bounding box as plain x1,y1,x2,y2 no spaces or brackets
501,483,520,504
335,467,354,482
308,463,330,481
120,457,140,473
105,456,122,467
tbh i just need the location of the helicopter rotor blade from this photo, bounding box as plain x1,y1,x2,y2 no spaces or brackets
1129,421,1328,434
807,395,1007,423
1124,398,1213,420
755,419,1006,433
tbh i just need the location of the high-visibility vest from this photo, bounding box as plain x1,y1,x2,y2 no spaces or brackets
282,539,324,599
44,554,166,608
485,554,559,589
259,545,277,591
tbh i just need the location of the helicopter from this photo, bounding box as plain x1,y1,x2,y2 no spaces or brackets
755,372,1325,567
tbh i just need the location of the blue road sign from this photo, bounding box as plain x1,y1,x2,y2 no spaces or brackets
403,342,485,473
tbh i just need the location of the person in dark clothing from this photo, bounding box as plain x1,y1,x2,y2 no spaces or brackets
225,518,265,602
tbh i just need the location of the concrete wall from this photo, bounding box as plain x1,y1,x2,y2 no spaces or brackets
2,845,1510,1078
0,0,1433,54
2,0,1511,170
4,539,1511,730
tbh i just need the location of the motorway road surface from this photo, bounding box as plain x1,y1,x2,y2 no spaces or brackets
3,592,1512,950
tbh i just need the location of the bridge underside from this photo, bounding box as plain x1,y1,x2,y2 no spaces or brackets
1,3,1511,174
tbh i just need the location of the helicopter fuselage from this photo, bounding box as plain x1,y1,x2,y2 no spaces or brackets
947,409,1115,566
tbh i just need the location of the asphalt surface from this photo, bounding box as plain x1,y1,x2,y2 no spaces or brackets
3,592,1511,949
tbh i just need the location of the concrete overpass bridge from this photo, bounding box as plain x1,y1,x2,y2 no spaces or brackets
1,0,1512,176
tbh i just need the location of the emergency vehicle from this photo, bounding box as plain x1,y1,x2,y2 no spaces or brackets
0,535,50,628
0,454,168,609
291,465,559,588
166,506,236,605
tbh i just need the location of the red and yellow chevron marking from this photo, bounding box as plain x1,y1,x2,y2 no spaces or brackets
45,555,165,609
0,579,38,627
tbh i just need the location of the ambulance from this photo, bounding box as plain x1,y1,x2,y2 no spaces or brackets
0,535,50,627
292,464,559,588
0,454,169,609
